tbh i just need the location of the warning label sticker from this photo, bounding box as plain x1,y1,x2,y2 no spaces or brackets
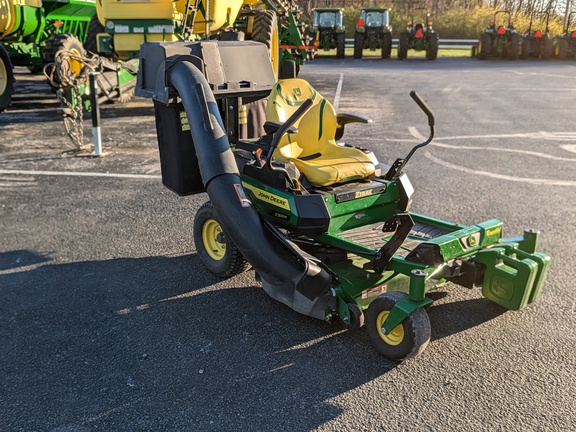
234,184,251,208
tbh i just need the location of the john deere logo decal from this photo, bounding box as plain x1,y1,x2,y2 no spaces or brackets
243,185,291,211
293,88,302,99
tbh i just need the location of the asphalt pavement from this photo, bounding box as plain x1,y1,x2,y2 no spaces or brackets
1,57,575,431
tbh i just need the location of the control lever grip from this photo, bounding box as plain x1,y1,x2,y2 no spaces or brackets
410,90,434,127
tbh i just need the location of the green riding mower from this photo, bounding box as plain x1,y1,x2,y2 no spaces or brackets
353,7,393,59
309,7,346,58
137,40,550,361
478,10,520,60
397,9,439,60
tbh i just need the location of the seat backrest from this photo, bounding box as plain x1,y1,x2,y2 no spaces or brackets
265,79,337,160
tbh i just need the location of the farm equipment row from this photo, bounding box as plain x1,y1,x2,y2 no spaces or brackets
312,6,439,61
477,8,576,60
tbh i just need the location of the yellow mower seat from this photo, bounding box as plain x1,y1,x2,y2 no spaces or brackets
265,79,375,187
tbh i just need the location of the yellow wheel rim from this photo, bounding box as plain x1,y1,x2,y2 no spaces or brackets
376,311,404,346
0,57,7,95
68,48,83,76
202,219,226,261
271,25,280,79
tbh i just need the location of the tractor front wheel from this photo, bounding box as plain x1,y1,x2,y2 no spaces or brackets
398,32,409,60
353,32,364,59
366,291,431,361
0,43,14,113
336,33,346,58
193,201,249,279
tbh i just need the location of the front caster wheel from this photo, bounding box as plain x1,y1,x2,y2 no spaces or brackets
366,291,431,361
193,201,249,278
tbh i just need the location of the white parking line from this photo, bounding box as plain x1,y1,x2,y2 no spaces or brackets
409,127,576,187
333,73,344,112
0,169,161,179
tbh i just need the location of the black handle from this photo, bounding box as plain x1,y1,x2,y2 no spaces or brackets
267,98,314,161
410,90,434,127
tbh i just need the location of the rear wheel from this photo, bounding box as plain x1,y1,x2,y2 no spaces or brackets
336,32,345,58
279,59,297,79
85,14,105,53
508,34,520,60
555,39,569,59
193,201,249,278
520,38,531,59
426,33,439,60
353,32,364,59
381,32,392,59
542,37,553,60
0,43,15,112
366,291,431,361
478,33,491,59
398,32,409,60
252,10,280,78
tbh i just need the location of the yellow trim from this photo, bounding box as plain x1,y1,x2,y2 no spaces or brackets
0,57,7,95
376,311,404,346
202,219,226,261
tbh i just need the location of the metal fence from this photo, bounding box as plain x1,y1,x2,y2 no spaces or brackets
345,38,478,50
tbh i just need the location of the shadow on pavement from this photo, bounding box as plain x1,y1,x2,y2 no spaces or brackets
0,254,398,431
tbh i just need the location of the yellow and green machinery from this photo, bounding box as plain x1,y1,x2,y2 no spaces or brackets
136,40,551,361
0,0,96,111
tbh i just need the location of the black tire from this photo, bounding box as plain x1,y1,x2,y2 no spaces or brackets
279,59,297,79
478,33,491,59
520,38,531,59
426,33,439,60
27,65,43,73
252,10,279,76
342,303,365,330
50,34,86,89
0,43,15,113
508,34,520,60
85,14,105,53
336,32,345,58
193,201,249,279
381,32,392,59
353,32,364,59
542,37,553,60
366,291,431,361
556,39,569,60
398,32,409,60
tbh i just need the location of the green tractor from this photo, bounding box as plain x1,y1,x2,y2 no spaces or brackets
309,7,346,58
0,0,96,112
520,7,554,59
353,7,393,59
397,9,439,60
478,10,520,60
554,11,576,59
137,40,551,361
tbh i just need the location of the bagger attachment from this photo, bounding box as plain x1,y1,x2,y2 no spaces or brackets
137,40,550,361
